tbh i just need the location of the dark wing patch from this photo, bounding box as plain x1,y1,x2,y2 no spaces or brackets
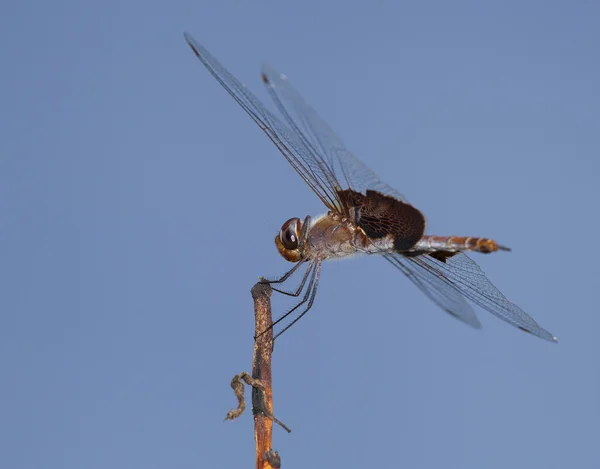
338,189,426,251
429,251,459,263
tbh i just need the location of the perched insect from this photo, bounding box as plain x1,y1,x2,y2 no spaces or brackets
185,33,556,342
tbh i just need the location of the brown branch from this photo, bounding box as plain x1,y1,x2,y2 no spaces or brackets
224,282,288,469
251,282,280,469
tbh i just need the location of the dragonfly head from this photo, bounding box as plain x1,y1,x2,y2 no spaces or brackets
275,217,303,262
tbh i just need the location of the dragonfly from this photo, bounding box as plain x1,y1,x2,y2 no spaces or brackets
184,33,557,343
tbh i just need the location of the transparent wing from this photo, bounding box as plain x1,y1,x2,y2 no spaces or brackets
261,64,408,203
184,33,344,214
397,252,557,342
384,253,482,329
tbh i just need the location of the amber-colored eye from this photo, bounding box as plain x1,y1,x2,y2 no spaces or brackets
279,218,302,250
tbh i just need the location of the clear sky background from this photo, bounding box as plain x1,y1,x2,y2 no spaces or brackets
1,1,599,468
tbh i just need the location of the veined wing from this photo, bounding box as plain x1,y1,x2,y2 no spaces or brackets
398,252,557,342
184,33,343,213
384,253,482,329
261,64,408,207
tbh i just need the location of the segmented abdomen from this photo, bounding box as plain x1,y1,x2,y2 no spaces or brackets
415,236,510,254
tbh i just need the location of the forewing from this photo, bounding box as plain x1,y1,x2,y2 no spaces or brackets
261,64,408,206
407,253,557,342
184,33,342,213
384,253,482,329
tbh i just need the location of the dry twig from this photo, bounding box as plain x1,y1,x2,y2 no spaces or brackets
224,282,289,469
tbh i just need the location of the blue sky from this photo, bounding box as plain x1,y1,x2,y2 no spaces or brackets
1,1,599,468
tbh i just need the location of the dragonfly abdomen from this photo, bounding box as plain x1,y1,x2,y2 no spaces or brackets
416,236,510,254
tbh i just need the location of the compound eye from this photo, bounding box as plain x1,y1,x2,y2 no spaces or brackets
279,218,302,250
